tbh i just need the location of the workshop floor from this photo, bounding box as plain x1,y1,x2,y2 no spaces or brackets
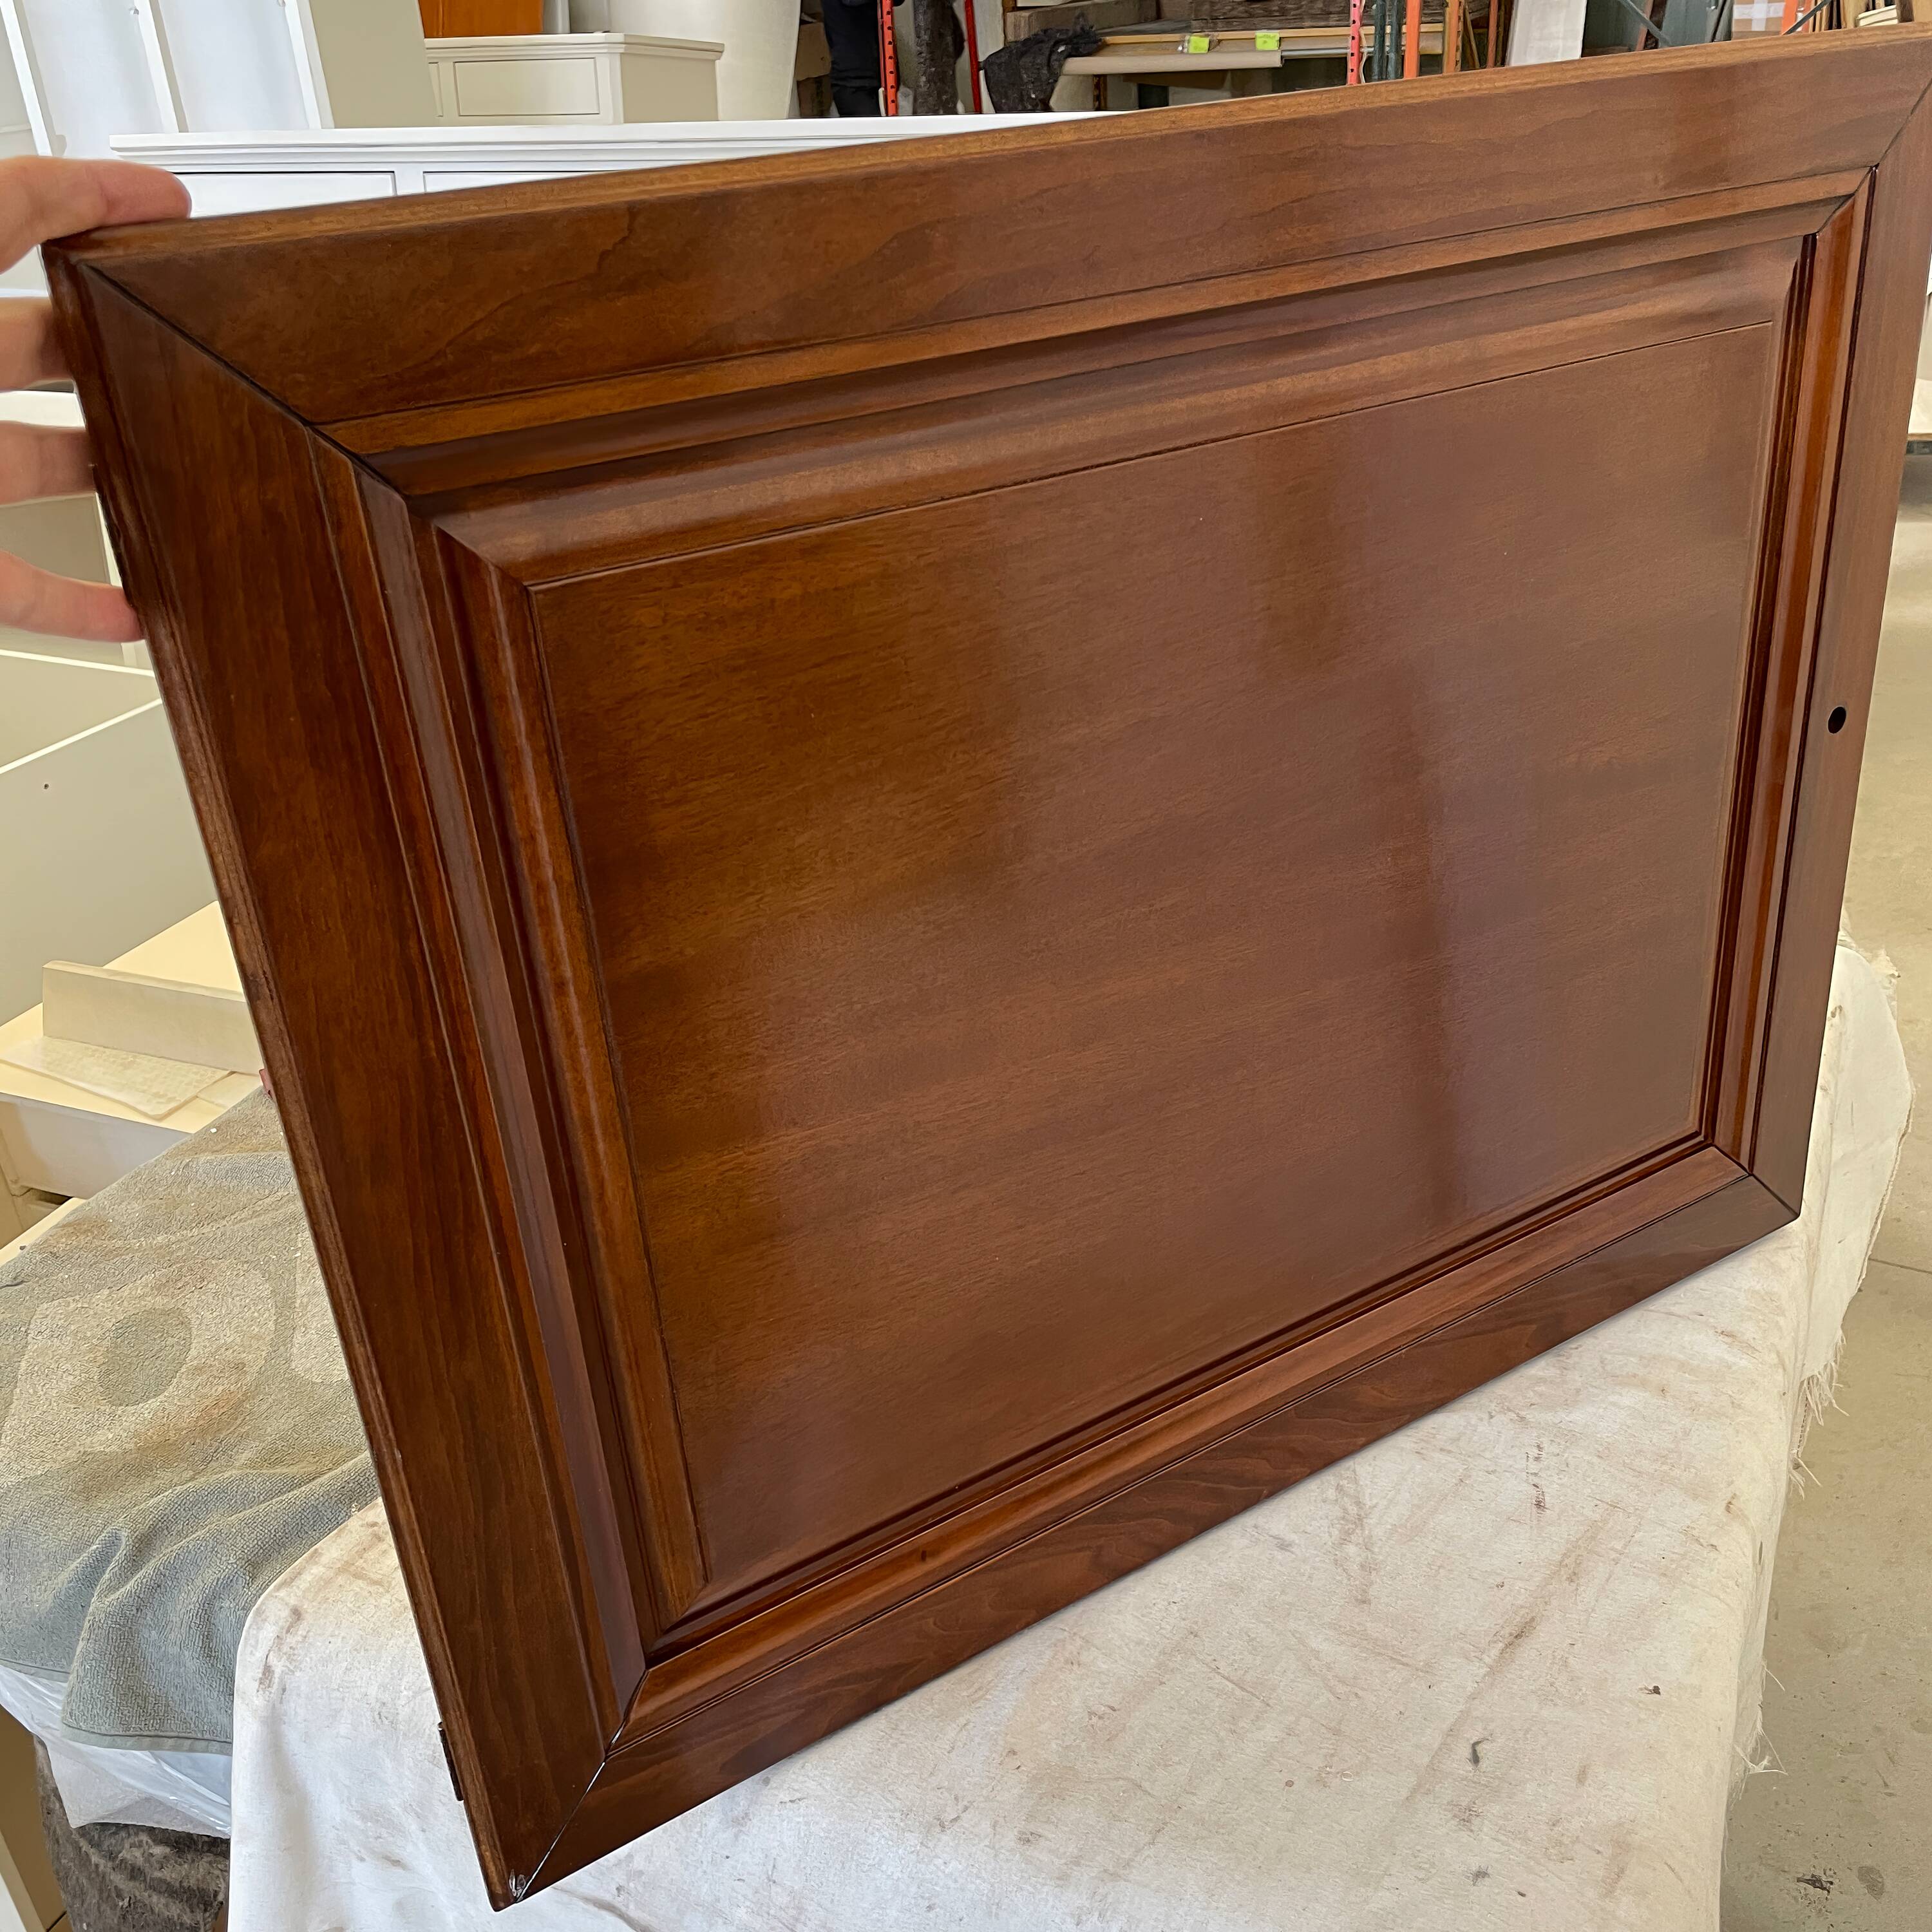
1719,460,1932,1927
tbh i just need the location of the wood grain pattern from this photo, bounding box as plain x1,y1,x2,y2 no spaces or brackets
1751,96,1932,1206
548,1168,1790,1883
52,279,610,1890
63,41,1929,428
535,332,1766,1605
419,0,544,34
46,33,1932,1904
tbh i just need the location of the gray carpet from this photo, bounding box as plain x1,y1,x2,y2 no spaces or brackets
33,1739,225,1932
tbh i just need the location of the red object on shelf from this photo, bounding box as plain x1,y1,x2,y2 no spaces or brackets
963,0,986,110
879,0,900,112
1348,0,1364,79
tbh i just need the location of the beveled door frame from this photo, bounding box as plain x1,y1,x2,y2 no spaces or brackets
48,37,1932,1900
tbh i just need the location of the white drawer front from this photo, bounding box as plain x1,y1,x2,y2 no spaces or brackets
178,173,399,216
423,169,607,192
451,55,604,118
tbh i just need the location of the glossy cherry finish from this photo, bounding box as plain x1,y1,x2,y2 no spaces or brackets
48,33,1932,1901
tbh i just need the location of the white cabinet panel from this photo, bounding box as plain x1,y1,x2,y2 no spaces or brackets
177,169,397,215
0,652,214,1023
453,51,603,117
423,168,590,190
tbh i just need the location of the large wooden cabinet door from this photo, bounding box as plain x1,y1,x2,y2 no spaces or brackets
49,37,1932,1903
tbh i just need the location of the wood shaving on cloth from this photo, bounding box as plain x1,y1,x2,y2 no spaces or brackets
227,941,1911,1932
0,1090,377,1765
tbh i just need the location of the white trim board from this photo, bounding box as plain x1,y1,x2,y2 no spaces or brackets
113,118,1076,212
113,115,1067,175
424,30,723,58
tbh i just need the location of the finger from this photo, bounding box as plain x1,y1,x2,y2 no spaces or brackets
0,422,95,505
0,549,142,643
0,158,189,276
0,159,191,385
0,298,62,390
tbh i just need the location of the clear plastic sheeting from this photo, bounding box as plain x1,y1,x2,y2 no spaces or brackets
0,1658,231,1837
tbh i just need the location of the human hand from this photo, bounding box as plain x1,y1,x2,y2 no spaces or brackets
0,156,189,642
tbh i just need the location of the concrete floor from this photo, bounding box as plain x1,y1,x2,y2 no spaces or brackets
1720,460,1932,1926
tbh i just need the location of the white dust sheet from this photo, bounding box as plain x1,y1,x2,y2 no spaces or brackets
228,942,1912,1932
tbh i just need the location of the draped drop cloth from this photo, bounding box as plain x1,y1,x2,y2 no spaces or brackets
229,941,1911,1932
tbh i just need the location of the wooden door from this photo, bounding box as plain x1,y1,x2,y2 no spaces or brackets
419,0,544,35
49,37,1932,1904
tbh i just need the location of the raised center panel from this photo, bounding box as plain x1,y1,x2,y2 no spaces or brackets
531,325,1774,1601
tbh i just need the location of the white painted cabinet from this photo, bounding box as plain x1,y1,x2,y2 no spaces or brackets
115,116,1063,220
571,0,799,117
0,0,432,157
0,900,257,1213
426,31,721,123
0,650,215,1026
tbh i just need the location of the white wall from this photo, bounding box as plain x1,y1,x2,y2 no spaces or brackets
3,0,168,156
0,655,216,1023
0,41,41,293
571,0,797,118
164,0,311,133
0,0,435,158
